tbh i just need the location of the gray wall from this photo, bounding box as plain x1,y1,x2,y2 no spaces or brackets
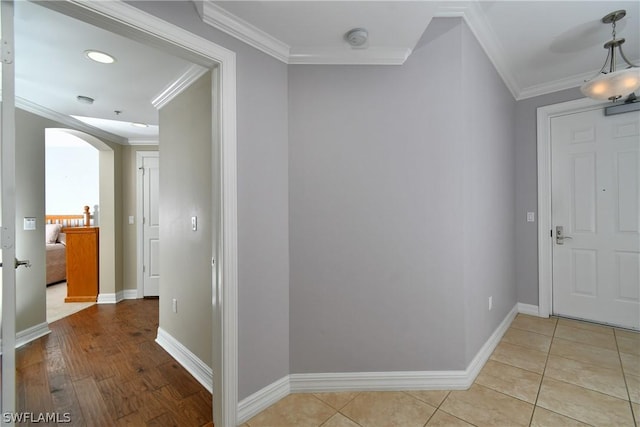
15,109,49,332
289,18,515,373
514,87,583,305
460,24,517,362
130,1,290,400
159,71,213,365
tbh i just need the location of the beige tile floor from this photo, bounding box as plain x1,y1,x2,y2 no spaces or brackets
244,314,639,427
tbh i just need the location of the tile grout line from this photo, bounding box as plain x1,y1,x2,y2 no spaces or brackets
613,328,638,427
527,316,557,426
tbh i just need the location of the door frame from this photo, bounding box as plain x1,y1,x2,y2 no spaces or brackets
136,150,159,298
1,0,18,418
536,97,607,318
42,1,239,425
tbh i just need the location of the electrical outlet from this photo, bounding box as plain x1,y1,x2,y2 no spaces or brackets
488,296,493,311
172,298,178,313
527,212,535,222
191,216,197,231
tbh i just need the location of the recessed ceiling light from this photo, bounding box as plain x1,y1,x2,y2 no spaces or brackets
84,50,116,64
131,122,149,128
77,95,94,105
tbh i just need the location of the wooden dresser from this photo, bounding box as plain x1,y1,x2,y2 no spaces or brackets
63,226,99,302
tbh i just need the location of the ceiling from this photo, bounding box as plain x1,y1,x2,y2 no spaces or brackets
15,1,200,144
207,0,640,99
12,1,640,145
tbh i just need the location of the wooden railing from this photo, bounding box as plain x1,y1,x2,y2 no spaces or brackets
46,206,92,227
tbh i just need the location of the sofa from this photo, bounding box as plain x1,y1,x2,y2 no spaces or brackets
46,223,66,285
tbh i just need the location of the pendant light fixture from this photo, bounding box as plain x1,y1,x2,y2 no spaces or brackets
580,10,640,102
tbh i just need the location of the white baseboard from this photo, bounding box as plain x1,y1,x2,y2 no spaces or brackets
0,322,51,353
237,375,290,424
155,327,213,393
237,304,519,422
464,304,518,383
123,289,138,300
98,290,137,304
18,321,51,348
97,293,118,304
517,303,540,316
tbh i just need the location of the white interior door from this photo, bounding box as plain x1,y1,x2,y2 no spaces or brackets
551,108,640,329
142,153,159,297
1,0,18,420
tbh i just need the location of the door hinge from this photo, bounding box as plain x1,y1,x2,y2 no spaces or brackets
550,229,553,237
143,265,146,273
2,39,14,64
143,217,146,225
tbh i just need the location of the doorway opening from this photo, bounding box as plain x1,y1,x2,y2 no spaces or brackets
45,129,99,322
13,2,238,425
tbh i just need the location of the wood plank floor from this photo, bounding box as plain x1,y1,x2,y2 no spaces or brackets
15,299,213,426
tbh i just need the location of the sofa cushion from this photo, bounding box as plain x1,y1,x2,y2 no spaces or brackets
45,223,62,244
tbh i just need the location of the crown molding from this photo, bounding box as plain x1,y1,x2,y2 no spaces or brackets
516,70,591,100
152,63,209,109
516,60,639,100
198,0,290,63
435,4,520,100
15,96,128,145
198,0,411,65
128,138,159,146
289,46,412,66
197,1,637,100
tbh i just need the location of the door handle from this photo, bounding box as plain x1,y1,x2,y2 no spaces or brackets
15,258,31,269
556,226,573,245
0,258,32,269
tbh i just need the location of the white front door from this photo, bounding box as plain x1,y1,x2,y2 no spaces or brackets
141,153,160,297
551,108,640,329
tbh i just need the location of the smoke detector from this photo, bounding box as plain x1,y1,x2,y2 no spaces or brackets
345,28,368,48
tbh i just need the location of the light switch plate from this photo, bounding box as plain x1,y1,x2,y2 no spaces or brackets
527,212,535,222
191,216,197,231
128,216,135,225
24,217,36,231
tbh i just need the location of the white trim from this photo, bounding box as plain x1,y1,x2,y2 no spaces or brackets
434,4,519,100
128,138,158,146
237,305,518,422
517,303,540,317
15,96,127,145
198,0,289,63
136,150,160,299
151,64,209,110
517,70,593,101
536,97,607,318
123,289,138,300
58,2,239,425
98,289,139,303
17,322,51,348
97,292,120,304
0,322,52,355
288,47,411,66
156,327,213,393
237,376,290,424
194,1,636,100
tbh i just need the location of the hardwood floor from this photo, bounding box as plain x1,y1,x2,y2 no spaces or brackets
15,299,213,426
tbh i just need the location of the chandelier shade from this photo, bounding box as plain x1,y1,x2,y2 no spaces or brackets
581,68,640,101
580,10,639,102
